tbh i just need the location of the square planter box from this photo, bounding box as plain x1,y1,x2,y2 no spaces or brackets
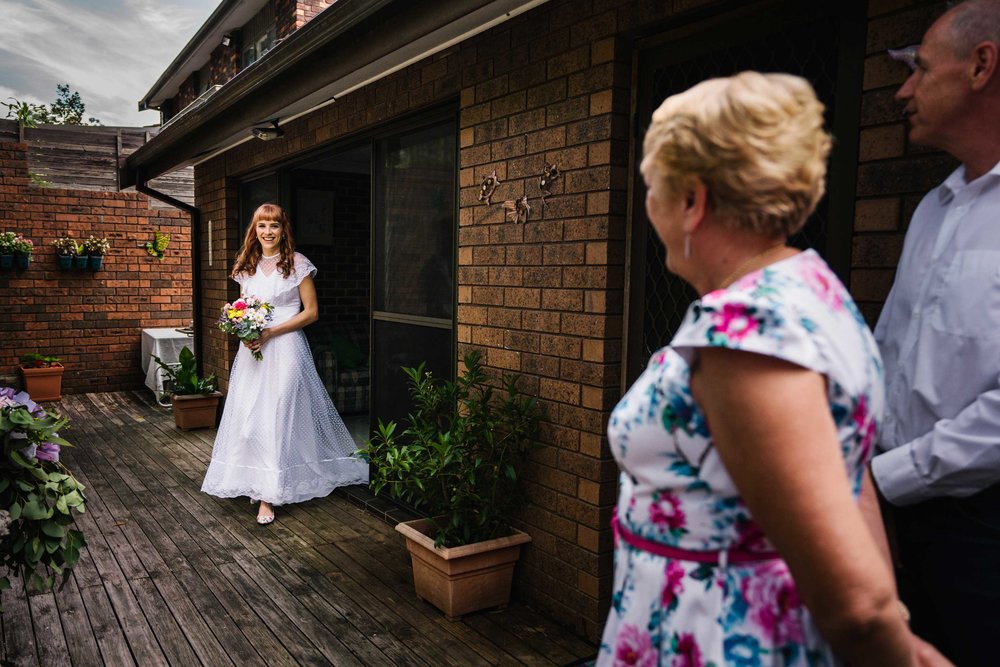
395,518,531,621
171,392,222,430
20,363,64,402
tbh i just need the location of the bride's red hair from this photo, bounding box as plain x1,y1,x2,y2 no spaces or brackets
231,203,296,279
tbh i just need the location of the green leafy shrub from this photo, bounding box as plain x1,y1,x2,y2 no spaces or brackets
358,350,541,548
152,346,217,398
0,387,86,605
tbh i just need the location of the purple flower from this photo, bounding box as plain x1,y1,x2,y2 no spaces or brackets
35,442,60,462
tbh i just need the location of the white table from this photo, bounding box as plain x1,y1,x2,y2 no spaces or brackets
142,328,194,404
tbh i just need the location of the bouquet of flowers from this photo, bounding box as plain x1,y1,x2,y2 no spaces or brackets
218,296,274,361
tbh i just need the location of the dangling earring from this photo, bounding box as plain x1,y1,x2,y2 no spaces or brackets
683,234,692,259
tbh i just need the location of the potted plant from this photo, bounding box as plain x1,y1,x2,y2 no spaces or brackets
72,242,87,270
357,350,541,620
152,346,221,430
12,234,33,269
1,387,87,602
19,354,64,402
0,231,16,269
82,235,110,271
51,236,77,270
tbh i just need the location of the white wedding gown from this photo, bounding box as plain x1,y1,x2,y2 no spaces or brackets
201,252,368,505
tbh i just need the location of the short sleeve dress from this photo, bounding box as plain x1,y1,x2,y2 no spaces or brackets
201,252,368,505
597,250,884,666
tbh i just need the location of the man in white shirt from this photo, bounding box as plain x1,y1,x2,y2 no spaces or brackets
871,1,1000,664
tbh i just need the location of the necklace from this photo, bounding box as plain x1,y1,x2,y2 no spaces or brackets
261,253,280,259
717,243,790,290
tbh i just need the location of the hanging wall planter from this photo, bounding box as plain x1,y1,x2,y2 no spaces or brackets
73,254,88,269
0,254,11,269
87,255,104,271
57,255,73,270
14,253,31,269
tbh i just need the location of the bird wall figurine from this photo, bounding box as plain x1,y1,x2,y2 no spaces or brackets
503,195,531,224
539,163,559,203
478,169,501,205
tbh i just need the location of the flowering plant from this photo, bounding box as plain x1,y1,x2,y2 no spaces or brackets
82,235,110,256
20,353,62,368
0,231,17,255
218,296,274,361
12,234,33,255
51,236,77,256
0,387,86,603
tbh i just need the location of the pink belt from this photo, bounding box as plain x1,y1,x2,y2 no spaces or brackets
612,512,780,565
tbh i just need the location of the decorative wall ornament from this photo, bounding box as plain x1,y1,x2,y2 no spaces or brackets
478,169,501,205
539,163,559,203
503,195,531,224
143,230,171,261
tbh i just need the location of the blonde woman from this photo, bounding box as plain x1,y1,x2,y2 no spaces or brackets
599,73,947,666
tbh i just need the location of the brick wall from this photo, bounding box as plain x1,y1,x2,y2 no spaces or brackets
294,0,333,31
454,3,633,641
851,0,953,325
0,140,193,394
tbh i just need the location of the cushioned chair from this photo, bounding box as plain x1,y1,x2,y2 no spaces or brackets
311,324,369,415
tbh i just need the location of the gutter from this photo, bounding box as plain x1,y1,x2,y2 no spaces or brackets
122,0,547,187
135,173,205,378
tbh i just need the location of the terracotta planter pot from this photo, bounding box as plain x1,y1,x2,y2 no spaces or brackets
171,392,222,430
20,364,64,402
395,518,531,620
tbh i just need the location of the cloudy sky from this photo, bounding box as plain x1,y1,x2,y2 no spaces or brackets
0,0,217,127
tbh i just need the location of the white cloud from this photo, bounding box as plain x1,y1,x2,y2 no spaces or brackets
0,0,216,126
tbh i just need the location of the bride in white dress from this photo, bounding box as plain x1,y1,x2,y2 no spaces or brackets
201,203,368,524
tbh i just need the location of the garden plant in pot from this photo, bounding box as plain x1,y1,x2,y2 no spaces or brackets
19,354,65,402
358,350,541,620
82,235,110,271
51,236,77,270
152,346,221,430
0,231,16,269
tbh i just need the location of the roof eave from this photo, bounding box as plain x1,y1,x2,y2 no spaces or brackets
123,0,548,188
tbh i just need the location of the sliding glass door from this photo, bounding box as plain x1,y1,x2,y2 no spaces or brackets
371,119,456,426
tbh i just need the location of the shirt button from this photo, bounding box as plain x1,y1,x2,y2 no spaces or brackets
912,307,920,317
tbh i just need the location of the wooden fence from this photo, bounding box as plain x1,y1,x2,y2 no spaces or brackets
0,118,193,206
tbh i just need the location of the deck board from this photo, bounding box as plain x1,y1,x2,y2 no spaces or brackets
1,390,597,666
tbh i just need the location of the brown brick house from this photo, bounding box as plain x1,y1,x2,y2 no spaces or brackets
123,0,953,640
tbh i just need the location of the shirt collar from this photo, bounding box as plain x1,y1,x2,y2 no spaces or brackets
938,158,1000,204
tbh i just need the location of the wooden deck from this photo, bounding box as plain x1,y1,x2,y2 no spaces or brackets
0,391,596,666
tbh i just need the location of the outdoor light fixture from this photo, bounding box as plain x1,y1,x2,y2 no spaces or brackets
222,34,232,47
252,120,284,141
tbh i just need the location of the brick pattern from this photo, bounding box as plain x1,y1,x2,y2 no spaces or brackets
0,141,192,394
851,0,954,324
294,0,334,30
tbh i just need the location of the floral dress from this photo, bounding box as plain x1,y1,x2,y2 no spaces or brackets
598,250,884,667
